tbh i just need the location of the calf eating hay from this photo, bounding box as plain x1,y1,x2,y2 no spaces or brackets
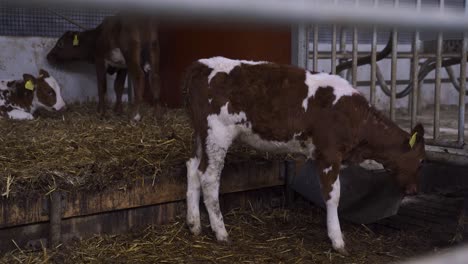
183,56,425,255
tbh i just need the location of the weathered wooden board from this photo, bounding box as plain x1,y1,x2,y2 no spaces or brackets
0,160,285,229
0,187,284,252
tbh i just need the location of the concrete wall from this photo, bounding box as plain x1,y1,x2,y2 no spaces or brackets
0,36,125,104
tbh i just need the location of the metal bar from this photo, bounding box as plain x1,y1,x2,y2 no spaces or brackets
331,25,337,74
425,139,465,149
339,26,347,78
459,0,467,145
31,0,468,32
370,0,378,105
312,52,466,59
313,25,319,71
331,0,338,74
297,24,308,69
351,0,359,87
434,0,445,140
390,33,398,120
411,0,421,129
390,0,399,121
352,27,358,87
355,78,466,87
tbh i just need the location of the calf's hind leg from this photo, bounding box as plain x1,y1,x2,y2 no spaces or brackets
186,137,203,235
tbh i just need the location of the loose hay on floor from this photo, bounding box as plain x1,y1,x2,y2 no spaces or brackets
0,205,436,264
0,103,286,199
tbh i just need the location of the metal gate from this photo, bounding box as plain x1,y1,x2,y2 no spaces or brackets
294,0,467,164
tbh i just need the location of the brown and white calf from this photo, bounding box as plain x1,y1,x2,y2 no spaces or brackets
47,13,160,121
0,69,66,120
184,57,425,255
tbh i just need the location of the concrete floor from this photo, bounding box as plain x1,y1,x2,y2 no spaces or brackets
395,105,468,142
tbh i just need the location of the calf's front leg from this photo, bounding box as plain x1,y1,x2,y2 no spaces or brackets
318,160,348,255
113,69,127,115
95,60,108,116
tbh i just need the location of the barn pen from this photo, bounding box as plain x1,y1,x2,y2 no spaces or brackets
0,0,468,263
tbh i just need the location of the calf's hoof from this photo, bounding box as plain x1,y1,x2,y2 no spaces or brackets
334,246,349,256
132,113,142,122
215,232,230,244
187,222,201,236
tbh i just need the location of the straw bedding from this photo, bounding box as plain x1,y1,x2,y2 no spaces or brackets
0,203,438,264
0,102,286,199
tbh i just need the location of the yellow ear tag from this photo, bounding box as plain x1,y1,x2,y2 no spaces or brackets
25,80,34,91
409,132,418,148
73,34,79,46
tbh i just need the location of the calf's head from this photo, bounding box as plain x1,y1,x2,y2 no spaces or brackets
32,69,66,112
47,31,90,64
389,124,426,195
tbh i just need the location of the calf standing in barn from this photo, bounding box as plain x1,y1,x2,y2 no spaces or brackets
0,69,66,120
184,57,425,255
47,14,161,121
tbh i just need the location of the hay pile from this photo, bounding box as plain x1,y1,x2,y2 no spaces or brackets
0,205,436,263
0,103,285,199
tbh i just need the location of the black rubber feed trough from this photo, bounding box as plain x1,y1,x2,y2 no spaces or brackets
290,160,404,224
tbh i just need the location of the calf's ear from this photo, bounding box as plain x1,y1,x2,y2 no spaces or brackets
408,123,425,149
39,69,50,78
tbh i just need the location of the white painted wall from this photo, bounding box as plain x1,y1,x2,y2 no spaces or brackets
0,36,125,104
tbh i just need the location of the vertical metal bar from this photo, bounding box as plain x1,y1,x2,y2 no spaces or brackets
352,0,359,87
459,0,467,145
352,28,358,87
331,0,338,75
313,25,319,71
434,0,444,140
370,0,378,105
390,0,398,121
339,26,347,78
296,24,308,69
306,25,311,70
331,25,337,74
411,0,421,130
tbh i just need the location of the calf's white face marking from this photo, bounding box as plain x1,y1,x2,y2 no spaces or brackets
0,80,11,91
303,72,358,111
43,76,66,111
199,56,267,84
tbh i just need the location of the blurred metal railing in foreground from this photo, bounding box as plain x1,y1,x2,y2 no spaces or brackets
398,245,468,264
305,0,467,151
21,0,468,31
